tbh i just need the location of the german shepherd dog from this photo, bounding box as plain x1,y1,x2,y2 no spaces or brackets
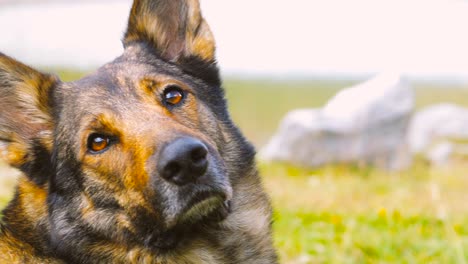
0,0,277,263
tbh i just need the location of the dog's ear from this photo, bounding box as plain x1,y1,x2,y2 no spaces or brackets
0,53,57,174
124,0,216,64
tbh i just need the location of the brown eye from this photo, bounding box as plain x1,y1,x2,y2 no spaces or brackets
163,86,184,106
87,134,111,153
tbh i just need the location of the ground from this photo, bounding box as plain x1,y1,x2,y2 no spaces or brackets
1,71,468,263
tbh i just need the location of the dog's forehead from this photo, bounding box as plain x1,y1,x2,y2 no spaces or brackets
55,47,197,125
62,49,186,102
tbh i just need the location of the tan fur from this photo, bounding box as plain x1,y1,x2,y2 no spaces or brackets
0,176,56,263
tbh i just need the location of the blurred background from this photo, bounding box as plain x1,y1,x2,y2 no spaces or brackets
1,0,468,263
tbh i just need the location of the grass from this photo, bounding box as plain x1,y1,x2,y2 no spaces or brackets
2,70,468,263
264,161,468,263
233,78,468,263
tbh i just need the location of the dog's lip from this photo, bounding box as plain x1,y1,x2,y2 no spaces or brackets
187,190,226,208
177,190,230,224
148,198,231,251
208,199,232,221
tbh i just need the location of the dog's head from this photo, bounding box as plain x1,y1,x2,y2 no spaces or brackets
0,0,255,255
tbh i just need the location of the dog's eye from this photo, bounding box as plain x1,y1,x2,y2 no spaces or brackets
163,86,184,106
87,134,111,153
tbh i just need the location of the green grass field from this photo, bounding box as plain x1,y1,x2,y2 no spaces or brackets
2,71,468,263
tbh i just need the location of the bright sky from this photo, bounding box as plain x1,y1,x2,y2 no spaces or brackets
0,0,467,79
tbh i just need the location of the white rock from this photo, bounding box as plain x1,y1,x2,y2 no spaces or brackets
408,103,468,153
409,104,468,165
261,73,414,170
426,141,454,166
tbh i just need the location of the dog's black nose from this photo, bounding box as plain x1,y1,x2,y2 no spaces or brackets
157,137,209,185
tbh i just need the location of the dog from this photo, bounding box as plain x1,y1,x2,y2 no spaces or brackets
0,0,278,263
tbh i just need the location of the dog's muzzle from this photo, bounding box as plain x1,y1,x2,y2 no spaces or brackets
155,136,232,227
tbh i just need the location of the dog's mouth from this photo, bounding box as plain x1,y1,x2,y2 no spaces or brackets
147,190,232,251
178,191,232,225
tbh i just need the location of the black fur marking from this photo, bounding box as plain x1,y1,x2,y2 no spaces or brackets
178,56,221,87
49,144,83,197
19,141,54,186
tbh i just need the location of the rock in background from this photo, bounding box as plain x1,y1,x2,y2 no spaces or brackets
409,103,468,165
261,73,414,170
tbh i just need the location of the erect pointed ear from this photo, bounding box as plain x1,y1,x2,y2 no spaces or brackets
123,0,216,64
0,53,58,177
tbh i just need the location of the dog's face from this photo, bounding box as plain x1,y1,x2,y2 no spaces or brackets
0,0,255,255
51,46,233,249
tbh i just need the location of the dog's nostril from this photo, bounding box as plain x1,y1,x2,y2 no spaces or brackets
164,161,181,176
191,145,208,163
